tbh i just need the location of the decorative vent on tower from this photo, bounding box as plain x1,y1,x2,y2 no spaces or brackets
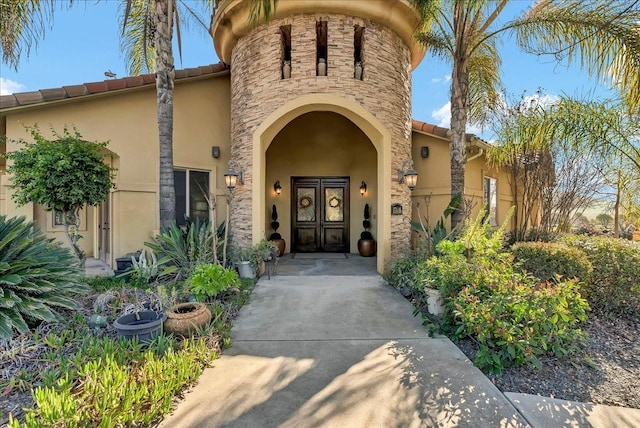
354,25,364,80
316,21,328,76
280,25,292,79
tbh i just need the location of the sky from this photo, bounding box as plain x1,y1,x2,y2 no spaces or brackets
0,1,617,142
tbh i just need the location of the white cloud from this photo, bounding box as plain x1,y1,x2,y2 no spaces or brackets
521,92,560,110
430,75,452,84
431,101,483,135
431,101,451,127
0,78,25,95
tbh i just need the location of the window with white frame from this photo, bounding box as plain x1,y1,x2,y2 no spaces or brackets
174,169,210,226
483,176,497,226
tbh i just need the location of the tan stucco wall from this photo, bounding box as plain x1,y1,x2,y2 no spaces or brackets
1,75,231,265
229,12,413,273
410,131,516,253
265,112,377,253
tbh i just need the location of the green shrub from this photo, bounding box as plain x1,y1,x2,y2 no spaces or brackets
409,209,589,374
189,263,240,302
454,278,589,375
0,215,88,339
560,235,640,317
384,255,421,297
511,242,592,283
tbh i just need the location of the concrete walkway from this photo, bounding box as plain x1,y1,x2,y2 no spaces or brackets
159,274,529,427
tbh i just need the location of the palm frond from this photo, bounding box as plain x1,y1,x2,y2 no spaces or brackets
248,0,278,26
120,0,156,75
512,0,640,114
0,215,88,339
467,36,504,126
0,0,57,70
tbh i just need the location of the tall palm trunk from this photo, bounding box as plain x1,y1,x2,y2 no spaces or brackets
156,0,176,228
450,3,470,231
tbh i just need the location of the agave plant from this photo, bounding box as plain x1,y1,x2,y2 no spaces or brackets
146,218,226,279
0,215,88,339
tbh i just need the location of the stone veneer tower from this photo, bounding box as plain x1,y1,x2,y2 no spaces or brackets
211,0,425,272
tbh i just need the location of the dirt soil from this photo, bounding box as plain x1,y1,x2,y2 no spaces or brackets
456,314,640,409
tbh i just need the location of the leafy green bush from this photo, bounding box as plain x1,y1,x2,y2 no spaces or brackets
189,263,240,302
0,215,88,339
560,235,640,317
511,242,592,283
5,126,116,263
454,278,589,375
10,335,214,427
407,210,589,373
384,255,421,298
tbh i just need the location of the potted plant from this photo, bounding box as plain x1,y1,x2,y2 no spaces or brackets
269,204,286,256
231,246,256,279
357,204,377,257
114,250,142,274
113,290,166,343
164,302,211,337
253,238,279,277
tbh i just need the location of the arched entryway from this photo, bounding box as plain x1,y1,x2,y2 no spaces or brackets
253,94,392,274
265,112,376,254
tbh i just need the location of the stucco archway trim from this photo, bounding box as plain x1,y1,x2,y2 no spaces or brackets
252,94,392,274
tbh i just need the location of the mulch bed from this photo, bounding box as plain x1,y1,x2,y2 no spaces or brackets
456,314,640,409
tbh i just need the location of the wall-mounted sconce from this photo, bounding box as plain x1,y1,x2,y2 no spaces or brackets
359,181,367,196
212,146,221,158
398,159,418,191
421,146,429,158
224,160,244,191
274,180,282,195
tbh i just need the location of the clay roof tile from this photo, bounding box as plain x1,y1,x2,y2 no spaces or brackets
14,91,44,105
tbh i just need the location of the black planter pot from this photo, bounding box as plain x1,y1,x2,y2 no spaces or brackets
113,311,166,343
115,257,133,271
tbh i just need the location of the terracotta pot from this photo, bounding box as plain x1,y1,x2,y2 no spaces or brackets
271,238,286,256
164,302,212,337
358,239,377,257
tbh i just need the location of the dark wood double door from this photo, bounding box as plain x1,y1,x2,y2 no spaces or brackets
292,177,349,252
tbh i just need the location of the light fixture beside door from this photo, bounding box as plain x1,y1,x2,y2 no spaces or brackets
398,159,418,191
224,161,244,191
359,181,367,196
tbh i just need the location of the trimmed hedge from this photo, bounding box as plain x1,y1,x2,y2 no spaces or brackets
560,235,640,318
511,242,592,283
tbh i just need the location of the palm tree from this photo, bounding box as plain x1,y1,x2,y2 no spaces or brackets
413,0,640,230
